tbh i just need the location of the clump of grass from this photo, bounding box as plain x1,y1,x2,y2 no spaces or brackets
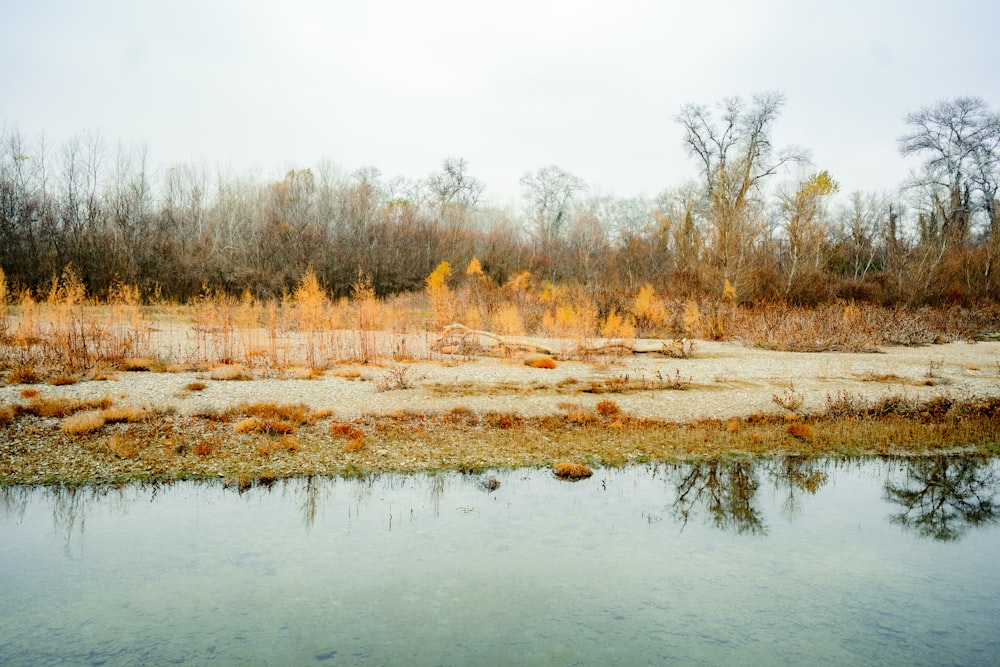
595,399,621,418
285,366,324,380
61,410,107,435
19,388,39,398
209,364,252,381
9,367,39,385
101,406,150,424
0,404,14,427
193,441,215,456
525,355,557,369
787,422,814,439
107,433,140,459
553,462,593,480
121,358,163,372
485,412,520,429
183,381,208,392
233,401,313,424
333,367,362,381
234,417,297,435
47,376,79,386
25,395,113,418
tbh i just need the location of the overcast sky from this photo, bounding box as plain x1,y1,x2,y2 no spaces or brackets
2,0,999,206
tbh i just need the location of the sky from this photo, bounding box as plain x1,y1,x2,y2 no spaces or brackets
2,0,999,207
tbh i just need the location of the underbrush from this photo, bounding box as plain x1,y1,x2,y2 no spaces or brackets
3,267,1000,386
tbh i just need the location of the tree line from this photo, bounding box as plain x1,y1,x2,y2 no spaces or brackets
2,93,998,306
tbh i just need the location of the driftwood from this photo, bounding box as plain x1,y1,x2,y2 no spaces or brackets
432,323,695,359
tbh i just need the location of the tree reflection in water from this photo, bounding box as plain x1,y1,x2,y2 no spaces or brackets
883,455,999,542
767,456,829,519
671,459,766,535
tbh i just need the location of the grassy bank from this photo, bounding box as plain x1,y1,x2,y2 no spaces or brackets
3,394,1000,487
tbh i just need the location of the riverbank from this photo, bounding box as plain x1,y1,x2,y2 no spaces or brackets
3,338,1000,485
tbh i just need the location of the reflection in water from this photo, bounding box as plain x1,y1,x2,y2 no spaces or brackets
884,455,999,541
671,459,766,535
768,456,830,518
3,457,1000,665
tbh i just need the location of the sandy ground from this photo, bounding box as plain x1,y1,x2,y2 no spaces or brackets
3,335,999,422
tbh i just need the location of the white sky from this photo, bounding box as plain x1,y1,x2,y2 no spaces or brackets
2,0,999,206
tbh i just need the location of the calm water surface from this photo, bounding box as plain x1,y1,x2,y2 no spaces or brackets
1,457,999,666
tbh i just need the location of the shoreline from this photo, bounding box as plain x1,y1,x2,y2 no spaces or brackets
4,338,1000,485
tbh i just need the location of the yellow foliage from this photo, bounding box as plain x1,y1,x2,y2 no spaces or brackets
505,271,532,293
0,266,7,307
466,257,483,277
683,300,702,336
723,280,736,302
631,284,667,330
600,308,636,339
426,261,452,295
493,303,524,336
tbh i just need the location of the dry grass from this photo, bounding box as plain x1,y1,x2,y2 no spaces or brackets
19,388,39,398
787,422,814,439
333,368,363,381
101,406,151,424
22,395,113,418
193,441,215,456
525,355,558,369
9,367,39,385
121,358,163,372
209,364,252,381
61,410,107,435
233,417,297,435
553,462,594,479
107,433,140,459
183,381,208,392
595,399,621,418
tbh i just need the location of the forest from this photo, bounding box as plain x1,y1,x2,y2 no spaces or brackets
2,93,999,311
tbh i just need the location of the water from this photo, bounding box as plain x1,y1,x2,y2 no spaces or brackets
1,457,998,666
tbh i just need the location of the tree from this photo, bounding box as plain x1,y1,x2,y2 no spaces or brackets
778,170,839,302
520,165,585,248
899,97,1000,246
676,92,807,297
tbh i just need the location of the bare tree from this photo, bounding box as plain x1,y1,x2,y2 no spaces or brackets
899,97,1000,246
676,92,807,298
520,165,585,249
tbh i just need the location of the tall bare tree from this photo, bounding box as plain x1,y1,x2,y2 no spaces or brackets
677,92,807,298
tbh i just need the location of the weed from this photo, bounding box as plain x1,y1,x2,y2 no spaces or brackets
374,364,424,392
772,383,805,414
47,376,79,386
183,381,208,392
19,388,39,398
